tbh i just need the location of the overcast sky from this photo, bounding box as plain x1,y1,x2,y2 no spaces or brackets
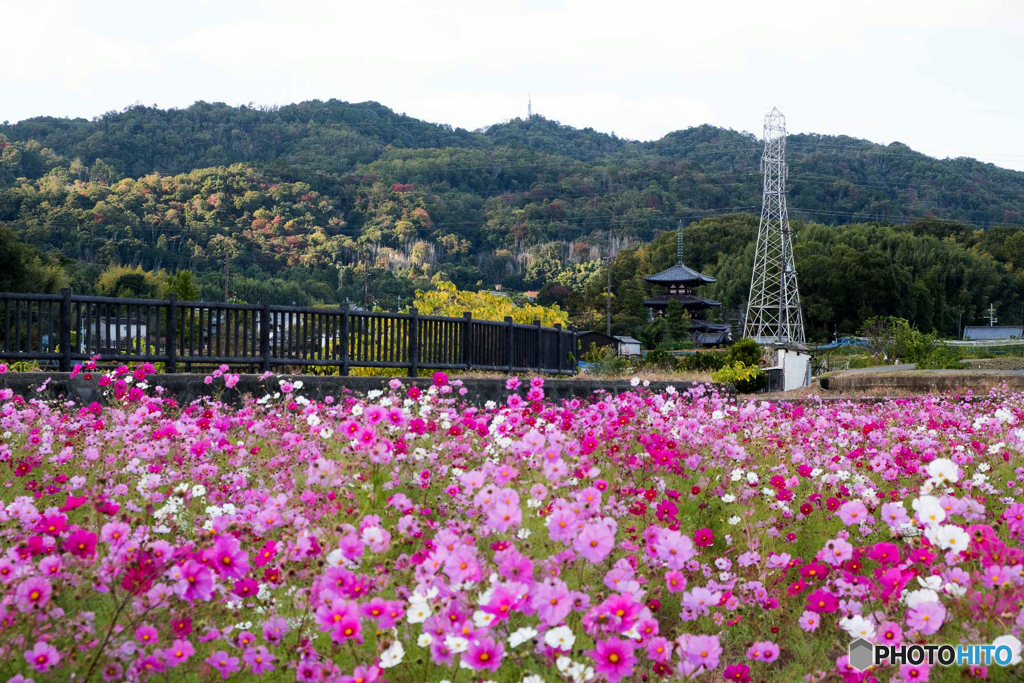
4,0,1024,170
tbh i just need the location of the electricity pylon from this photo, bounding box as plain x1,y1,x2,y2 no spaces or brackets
745,108,805,344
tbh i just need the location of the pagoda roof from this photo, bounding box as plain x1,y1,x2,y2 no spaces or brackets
644,263,716,285
689,319,730,332
643,294,721,309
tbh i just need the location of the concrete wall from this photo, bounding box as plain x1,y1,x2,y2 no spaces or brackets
0,373,728,407
820,369,1024,393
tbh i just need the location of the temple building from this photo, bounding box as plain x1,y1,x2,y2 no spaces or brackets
643,228,731,346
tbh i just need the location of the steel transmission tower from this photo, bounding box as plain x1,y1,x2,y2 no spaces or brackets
745,108,805,344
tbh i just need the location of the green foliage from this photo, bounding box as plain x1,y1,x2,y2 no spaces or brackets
712,361,766,393
163,270,200,301
0,226,67,293
676,350,729,373
96,265,165,298
727,338,762,367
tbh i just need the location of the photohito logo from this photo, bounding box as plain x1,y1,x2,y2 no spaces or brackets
848,638,1016,672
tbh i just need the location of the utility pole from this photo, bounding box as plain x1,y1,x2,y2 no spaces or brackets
606,243,612,337
987,303,998,327
745,108,805,344
223,255,230,302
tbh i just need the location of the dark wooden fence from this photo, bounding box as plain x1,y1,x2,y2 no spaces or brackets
0,290,579,376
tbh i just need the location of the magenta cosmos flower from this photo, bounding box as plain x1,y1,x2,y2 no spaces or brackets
461,637,504,672
206,535,251,580
724,663,752,682
587,638,636,683
693,528,715,547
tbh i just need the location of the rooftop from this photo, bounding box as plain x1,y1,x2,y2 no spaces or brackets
644,263,716,285
963,326,1023,340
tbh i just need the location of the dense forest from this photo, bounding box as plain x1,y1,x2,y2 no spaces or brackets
2,99,1024,341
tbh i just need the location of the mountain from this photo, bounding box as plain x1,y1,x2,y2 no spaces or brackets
1,99,1023,338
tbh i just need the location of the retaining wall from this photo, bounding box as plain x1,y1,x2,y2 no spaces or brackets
820,369,1024,393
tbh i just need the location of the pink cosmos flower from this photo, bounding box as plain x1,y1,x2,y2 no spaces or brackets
746,641,780,663
573,522,614,563
163,639,195,667
175,560,215,602
462,636,504,671
837,500,868,526
587,638,636,683
24,641,60,672
205,651,241,679
206,535,251,580
798,611,820,631
906,601,946,635
684,634,722,670
243,646,275,674
532,579,572,625
15,577,52,612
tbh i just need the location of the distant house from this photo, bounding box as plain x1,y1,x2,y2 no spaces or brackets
578,331,618,356
963,326,1023,341
522,291,539,301
614,336,642,356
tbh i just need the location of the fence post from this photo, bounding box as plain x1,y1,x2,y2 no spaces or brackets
569,325,578,373
408,308,420,377
166,294,178,373
260,301,271,373
534,319,542,371
554,323,563,374
462,312,473,370
58,288,72,372
505,316,515,373
340,303,350,376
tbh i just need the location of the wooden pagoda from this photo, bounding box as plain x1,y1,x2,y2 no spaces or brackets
643,227,731,346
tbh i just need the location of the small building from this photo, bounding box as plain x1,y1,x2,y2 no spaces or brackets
963,326,1022,341
578,331,618,356
614,336,642,356
762,342,812,392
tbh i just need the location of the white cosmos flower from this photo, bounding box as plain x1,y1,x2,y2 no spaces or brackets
912,496,946,526
417,633,433,647
916,575,942,591
924,524,970,554
473,610,496,628
840,614,876,640
927,458,959,484
728,516,741,525
444,636,469,653
993,635,1022,665
904,588,940,608
406,598,432,623
544,626,576,651
379,641,405,668
508,626,538,648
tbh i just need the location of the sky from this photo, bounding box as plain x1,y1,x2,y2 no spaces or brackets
3,0,1024,170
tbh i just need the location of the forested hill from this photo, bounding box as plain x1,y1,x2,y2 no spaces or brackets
4,99,1024,227
2,99,1024,340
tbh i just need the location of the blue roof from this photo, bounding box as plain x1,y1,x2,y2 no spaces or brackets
963,326,1023,340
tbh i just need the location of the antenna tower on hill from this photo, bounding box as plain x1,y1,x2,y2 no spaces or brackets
745,108,805,344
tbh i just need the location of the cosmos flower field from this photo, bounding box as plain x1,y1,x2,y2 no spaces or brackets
0,362,1023,683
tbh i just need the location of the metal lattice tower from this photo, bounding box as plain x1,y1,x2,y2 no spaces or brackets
745,108,805,344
